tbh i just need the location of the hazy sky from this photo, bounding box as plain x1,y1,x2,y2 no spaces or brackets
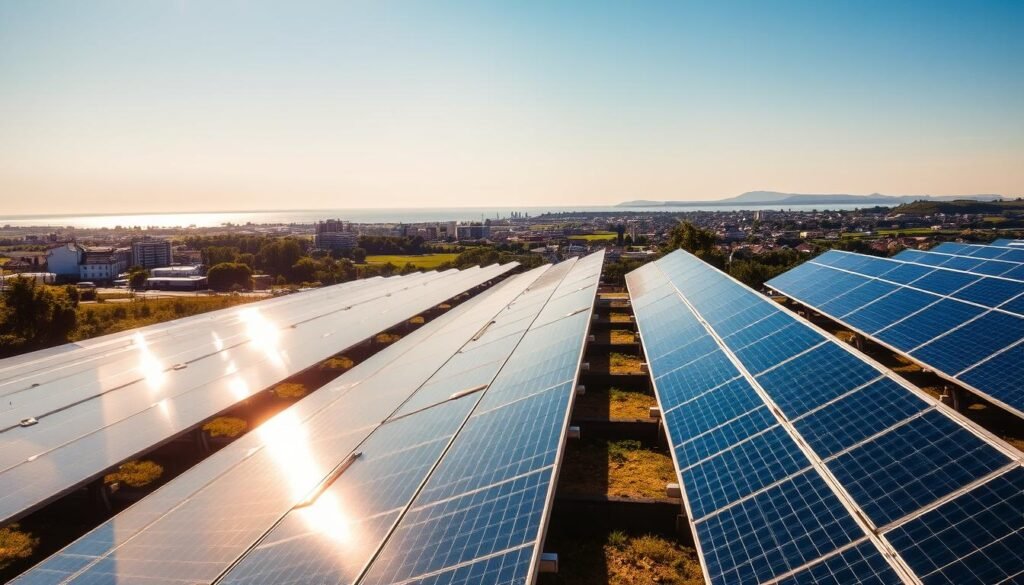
2,1,1022,215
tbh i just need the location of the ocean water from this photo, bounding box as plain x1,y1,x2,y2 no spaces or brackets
0,203,865,229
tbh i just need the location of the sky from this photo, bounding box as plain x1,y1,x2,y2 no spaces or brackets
1,0,1022,215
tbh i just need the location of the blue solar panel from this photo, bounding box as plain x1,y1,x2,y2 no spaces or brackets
826,410,1012,527
951,277,1024,306
843,287,938,334
775,540,902,585
911,270,980,296
632,250,1024,585
696,470,865,585
793,378,930,458
755,343,880,418
885,467,1024,585
910,311,1024,374
874,299,986,350
683,426,811,519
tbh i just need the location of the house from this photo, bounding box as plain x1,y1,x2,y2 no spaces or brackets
46,243,85,278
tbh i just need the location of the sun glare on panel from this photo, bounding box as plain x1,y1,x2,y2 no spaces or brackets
132,332,165,389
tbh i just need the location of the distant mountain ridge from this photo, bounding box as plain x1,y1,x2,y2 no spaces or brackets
618,191,1007,208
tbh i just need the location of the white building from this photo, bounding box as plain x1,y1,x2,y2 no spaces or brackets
131,239,172,269
46,243,85,278
150,265,203,278
79,247,130,283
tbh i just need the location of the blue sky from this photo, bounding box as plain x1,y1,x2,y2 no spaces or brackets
1,1,1021,214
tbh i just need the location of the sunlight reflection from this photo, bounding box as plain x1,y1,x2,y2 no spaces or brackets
132,333,165,389
240,308,285,368
258,411,352,543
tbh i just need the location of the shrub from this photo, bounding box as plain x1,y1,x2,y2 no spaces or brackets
320,356,354,370
374,332,401,344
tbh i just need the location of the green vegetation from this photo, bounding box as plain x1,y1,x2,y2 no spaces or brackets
207,262,253,291
0,524,38,570
609,387,656,419
610,329,635,344
539,530,701,585
0,279,77,357
666,222,806,289
609,352,643,374
609,312,632,323
72,296,257,341
891,198,1024,215
203,417,248,438
104,460,163,488
559,438,676,499
272,382,308,399
365,254,458,269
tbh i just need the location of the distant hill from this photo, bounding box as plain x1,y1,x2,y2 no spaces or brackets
891,198,1024,215
618,191,1008,208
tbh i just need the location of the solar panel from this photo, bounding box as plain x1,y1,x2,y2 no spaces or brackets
930,242,1024,264
16,252,602,585
893,247,1024,278
0,264,515,526
628,249,1024,585
765,249,1024,419
993,238,1024,248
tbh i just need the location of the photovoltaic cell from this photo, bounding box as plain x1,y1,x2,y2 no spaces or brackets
767,248,1024,418
630,249,1024,585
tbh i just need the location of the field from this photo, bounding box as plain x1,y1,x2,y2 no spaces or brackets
72,296,258,340
364,254,458,269
568,232,617,241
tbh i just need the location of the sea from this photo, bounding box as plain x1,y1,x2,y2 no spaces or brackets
0,204,867,229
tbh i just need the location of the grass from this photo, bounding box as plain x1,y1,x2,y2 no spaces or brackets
609,353,643,375
103,460,163,488
609,312,633,323
609,388,656,419
891,354,923,374
319,356,354,371
72,296,258,341
574,386,655,420
202,417,248,438
539,531,702,585
0,524,38,570
610,329,635,344
374,332,401,344
272,382,308,399
559,438,676,499
364,254,458,269
408,315,425,325
568,232,618,242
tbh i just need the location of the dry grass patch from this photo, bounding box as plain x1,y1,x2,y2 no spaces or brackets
540,531,702,585
834,330,857,344
320,356,355,371
272,382,308,399
891,354,923,374
104,460,164,488
609,312,633,323
610,329,635,344
438,303,451,310
408,315,425,325
559,439,675,499
374,332,401,344
0,524,38,570
609,388,656,419
609,353,643,375
203,416,248,438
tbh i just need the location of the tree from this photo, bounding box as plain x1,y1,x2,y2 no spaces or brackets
665,222,725,268
127,268,148,290
0,279,77,356
290,257,318,283
256,239,305,277
207,262,253,291
351,247,367,264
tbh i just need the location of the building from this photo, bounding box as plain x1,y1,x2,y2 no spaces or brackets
314,219,359,251
455,224,490,241
46,243,85,278
145,276,206,290
150,265,203,278
79,247,130,283
0,273,56,288
131,239,172,269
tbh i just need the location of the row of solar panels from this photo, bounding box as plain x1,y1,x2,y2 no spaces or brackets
0,264,516,526
992,238,1024,248
15,251,603,584
628,250,1024,585
766,244,1024,419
